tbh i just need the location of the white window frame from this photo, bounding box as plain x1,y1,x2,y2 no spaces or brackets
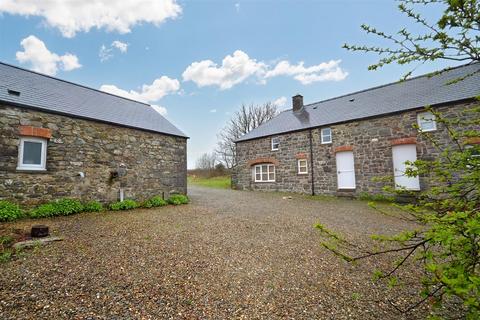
297,159,308,174
321,127,332,144
253,164,276,182
417,111,437,132
271,136,280,151
17,137,47,171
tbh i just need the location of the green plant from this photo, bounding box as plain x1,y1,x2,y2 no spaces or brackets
0,200,23,222
167,194,189,205
358,192,395,202
109,199,139,211
0,250,13,263
30,198,84,218
143,196,168,208
83,200,104,212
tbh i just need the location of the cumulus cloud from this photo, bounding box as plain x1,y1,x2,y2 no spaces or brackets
99,40,129,62
264,59,348,85
273,96,287,108
182,50,266,90
210,109,217,113
0,0,182,38
183,50,347,89
16,35,81,76
100,76,180,116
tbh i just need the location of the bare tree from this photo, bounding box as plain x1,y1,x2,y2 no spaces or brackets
195,152,217,170
216,102,279,169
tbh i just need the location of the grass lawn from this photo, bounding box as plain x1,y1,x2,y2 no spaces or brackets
188,175,231,189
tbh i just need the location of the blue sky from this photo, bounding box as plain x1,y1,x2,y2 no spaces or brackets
0,0,456,168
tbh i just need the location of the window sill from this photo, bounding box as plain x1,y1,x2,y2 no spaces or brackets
337,188,356,191
419,128,436,133
297,172,308,175
16,167,47,173
254,181,276,183
321,142,332,145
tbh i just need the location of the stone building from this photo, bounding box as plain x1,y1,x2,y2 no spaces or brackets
233,63,480,196
0,62,188,205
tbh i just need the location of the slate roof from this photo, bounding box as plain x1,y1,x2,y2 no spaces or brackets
0,62,187,138
237,63,480,142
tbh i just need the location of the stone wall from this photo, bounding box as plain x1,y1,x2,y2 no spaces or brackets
0,104,187,205
233,101,477,196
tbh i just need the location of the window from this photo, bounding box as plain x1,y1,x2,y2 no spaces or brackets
417,111,437,132
271,136,280,150
321,127,332,144
254,164,275,182
17,137,47,171
298,159,308,174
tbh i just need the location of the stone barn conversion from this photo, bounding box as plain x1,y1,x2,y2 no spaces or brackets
233,63,480,196
0,62,188,205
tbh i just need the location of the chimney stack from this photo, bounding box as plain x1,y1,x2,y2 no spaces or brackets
292,94,303,112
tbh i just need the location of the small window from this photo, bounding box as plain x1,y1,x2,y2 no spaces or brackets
298,159,308,174
321,127,332,144
17,137,47,171
417,112,436,132
254,164,275,182
271,136,280,151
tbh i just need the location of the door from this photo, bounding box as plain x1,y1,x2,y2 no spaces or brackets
336,151,356,189
392,144,420,190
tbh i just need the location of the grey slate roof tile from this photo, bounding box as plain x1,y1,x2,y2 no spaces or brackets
0,62,188,138
237,63,480,142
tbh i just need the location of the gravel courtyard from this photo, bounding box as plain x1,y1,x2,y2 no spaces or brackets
0,186,434,319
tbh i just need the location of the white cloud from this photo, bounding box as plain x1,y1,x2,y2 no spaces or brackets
182,50,347,89
235,3,240,12
112,40,128,53
265,59,348,84
99,40,129,62
16,35,81,76
0,0,182,38
210,109,217,113
182,50,266,90
151,104,167,116
100,76,180,103
273,96,287,107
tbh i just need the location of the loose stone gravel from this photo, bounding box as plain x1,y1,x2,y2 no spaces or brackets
0,186,449,319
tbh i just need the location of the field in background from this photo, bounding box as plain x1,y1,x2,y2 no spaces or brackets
188,175,231,189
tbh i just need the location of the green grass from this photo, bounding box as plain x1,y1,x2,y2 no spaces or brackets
188,175,231,189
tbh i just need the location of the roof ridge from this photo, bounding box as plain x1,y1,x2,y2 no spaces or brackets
0,61,152,107
304,62,479,108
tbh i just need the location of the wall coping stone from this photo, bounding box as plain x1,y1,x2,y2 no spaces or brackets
19,125,52,139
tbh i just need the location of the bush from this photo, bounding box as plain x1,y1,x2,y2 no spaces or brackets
30,198,83,218
0,200,23,222
109,199,139,211
143,196,167,208
83,200,104,212
167,194,189,205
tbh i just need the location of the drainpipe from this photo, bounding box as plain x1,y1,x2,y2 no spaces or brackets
309,128,315,196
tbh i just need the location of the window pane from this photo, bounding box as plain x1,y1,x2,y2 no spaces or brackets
256,173,261,181
23,141,42,165
262,165,267,172
255,166,261,174
268,172,275,181
262,173,268,181
268,165,275,173
322,128,332,143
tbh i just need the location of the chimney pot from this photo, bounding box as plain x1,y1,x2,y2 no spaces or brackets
292,94,303,112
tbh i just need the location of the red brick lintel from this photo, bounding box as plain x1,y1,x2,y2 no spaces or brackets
465,137,480,145
248,157,279,166
295,153,308,159
334,145,353,153
391,137,417,146
19,125,52,139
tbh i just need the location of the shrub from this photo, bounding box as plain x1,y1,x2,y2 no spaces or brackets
167,194,189,205
83,200,104,212
0,200,23,222
30,198,83,218
143,196,167,208
109,199,139,211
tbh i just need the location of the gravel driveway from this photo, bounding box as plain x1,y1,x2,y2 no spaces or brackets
0,186,436,319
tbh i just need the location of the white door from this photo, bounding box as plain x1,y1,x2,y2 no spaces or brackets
392,144,420,190
336,151,356,189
